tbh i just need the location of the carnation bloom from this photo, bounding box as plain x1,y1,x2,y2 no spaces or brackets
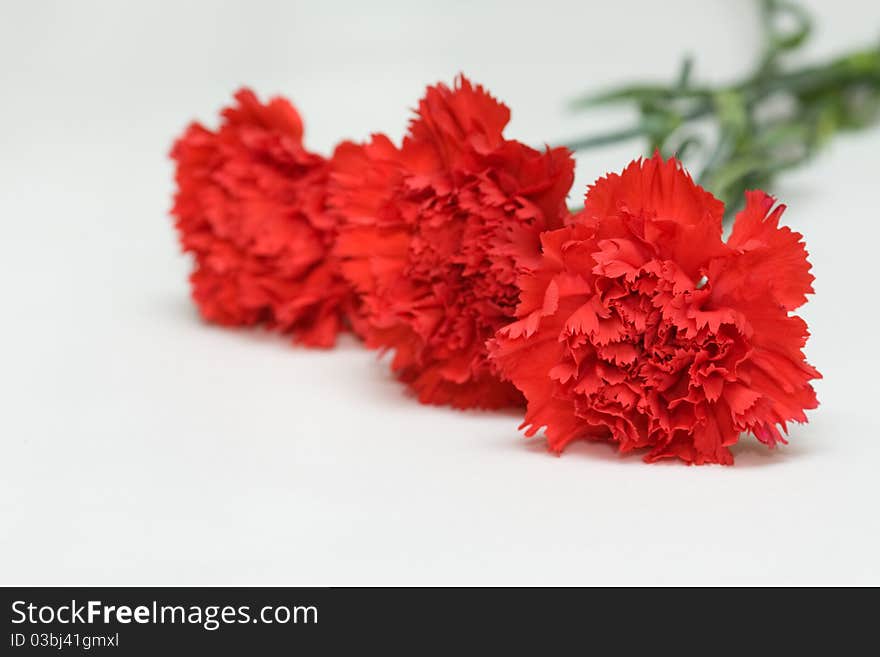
170,88,352,347
330,76,575,408
490,154,820,464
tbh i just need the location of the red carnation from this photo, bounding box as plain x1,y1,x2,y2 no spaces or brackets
330,76,575,408
170,88,352,347
490,154,820,464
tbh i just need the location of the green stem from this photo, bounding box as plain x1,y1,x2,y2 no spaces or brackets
565,0,880,217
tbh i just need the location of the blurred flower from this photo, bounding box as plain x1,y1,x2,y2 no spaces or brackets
170,88,353,347
330,76,574,408
490,154,819,464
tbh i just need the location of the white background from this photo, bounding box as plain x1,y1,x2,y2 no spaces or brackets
2,0,878,585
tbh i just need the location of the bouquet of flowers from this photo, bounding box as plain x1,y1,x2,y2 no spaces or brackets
167,0,879,464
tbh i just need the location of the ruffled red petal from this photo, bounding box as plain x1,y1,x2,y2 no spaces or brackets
170,88,356,347
490,153,819,464
330,76,575,408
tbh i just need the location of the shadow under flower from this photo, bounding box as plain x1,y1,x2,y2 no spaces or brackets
728,436,811,469
508,430,811,468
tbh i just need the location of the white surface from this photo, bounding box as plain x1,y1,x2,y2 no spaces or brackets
1,0,878,585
